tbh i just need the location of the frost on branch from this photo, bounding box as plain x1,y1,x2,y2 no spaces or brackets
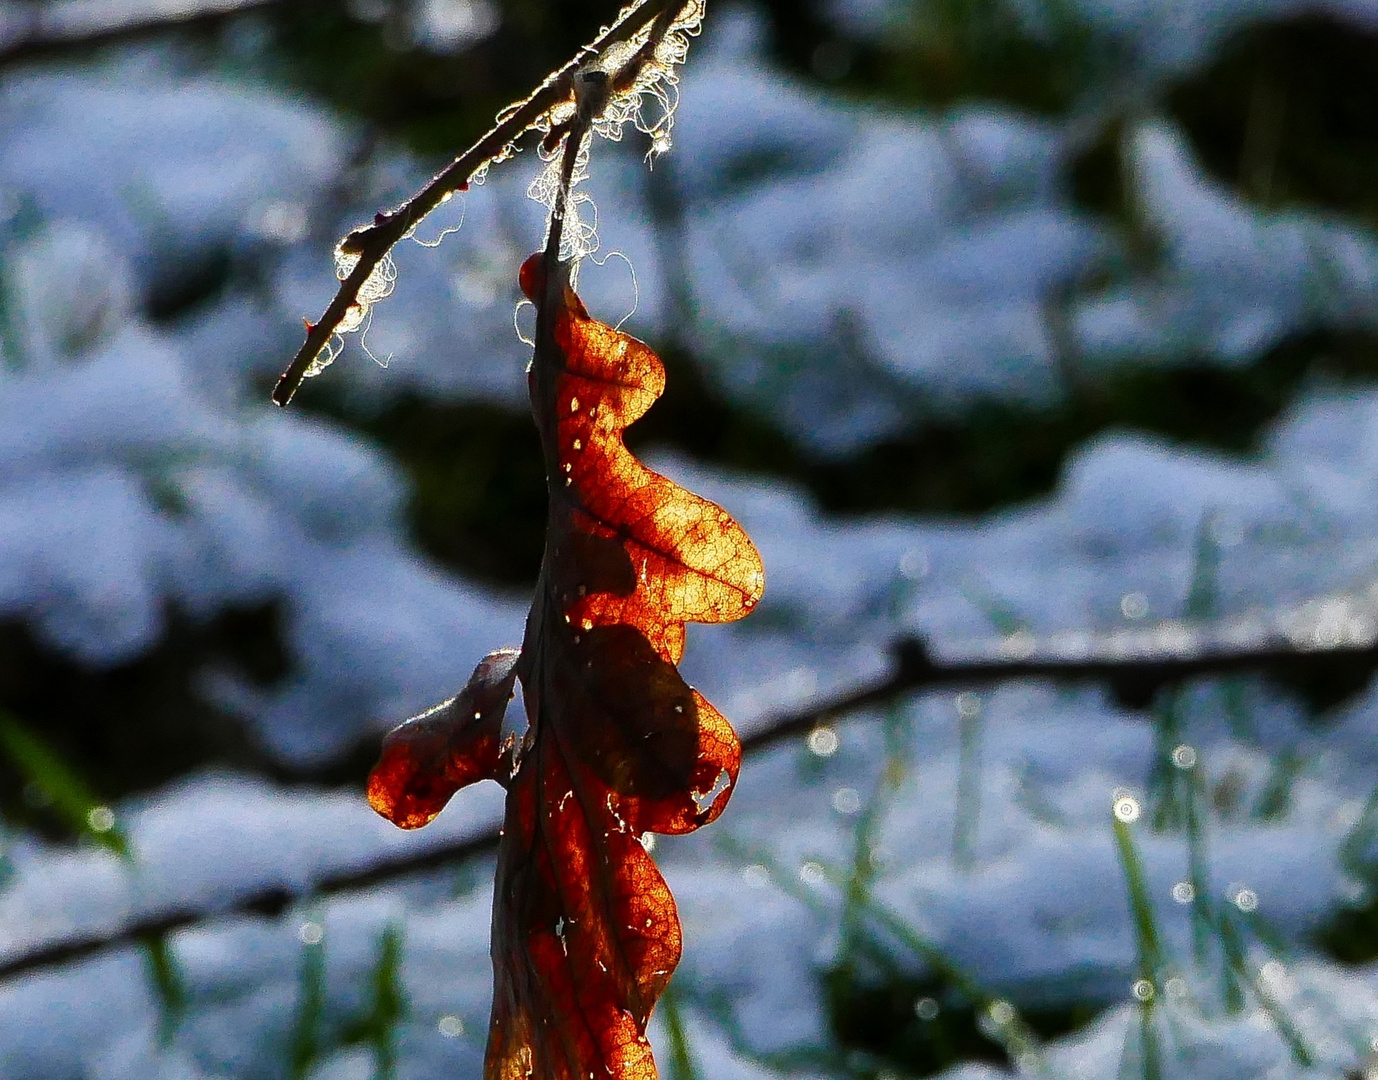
528,0,704,264
368,251,763,1080
300,248,399,379
275,0,704,403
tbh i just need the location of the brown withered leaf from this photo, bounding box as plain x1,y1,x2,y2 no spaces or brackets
368,252,763,1080
366,648,520,829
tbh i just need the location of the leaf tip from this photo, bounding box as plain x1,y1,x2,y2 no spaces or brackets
367,649,521,830
518,251,546,303
366,731,451,830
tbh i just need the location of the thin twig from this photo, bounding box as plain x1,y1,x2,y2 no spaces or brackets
271,0,691,407
764,628,1378,737
4,619,1378,983
0,825,502,983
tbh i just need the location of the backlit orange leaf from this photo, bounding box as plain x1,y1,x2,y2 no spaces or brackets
367,648,519,830
368,252,764,1080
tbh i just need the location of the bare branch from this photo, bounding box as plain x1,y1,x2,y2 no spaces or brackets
4,607,1377,983
0,823,502,983
271,0,694,407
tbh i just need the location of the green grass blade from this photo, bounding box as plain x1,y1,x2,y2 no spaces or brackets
659,980,701,1080
952,693,983,871
1217,909,1312,1066
1251,751,1303,822
1339,781,1378,880
140,931,188,1046
1185,513,1221,620
840,704,910,955
0,709,130,859
339,921,408,1080
288,917,327,1080
1146,692,1186,832
1112,812,1164,1080
957,576,1026,636
369,922,406,1080
0,827,13,893
1112,815,1164,977
0,243,23,372
1183,751,1212,966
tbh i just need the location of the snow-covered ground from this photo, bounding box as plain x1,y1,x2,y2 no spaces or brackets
3,0,1378,1077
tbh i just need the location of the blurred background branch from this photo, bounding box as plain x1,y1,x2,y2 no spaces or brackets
0,0,283,65
7,596,1378,984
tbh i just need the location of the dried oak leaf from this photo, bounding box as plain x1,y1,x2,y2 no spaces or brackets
367,648,520,830
368,253,764,1080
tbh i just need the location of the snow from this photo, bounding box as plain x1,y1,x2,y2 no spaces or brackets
0,58,341,278
4,0,1378,1077
1073,123,1378,367
0,190,526,763
673,61,1099,452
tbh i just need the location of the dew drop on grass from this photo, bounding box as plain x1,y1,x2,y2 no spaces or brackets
740,865,769,888
1120,592,1150,619
807,726,838,757
86,806,115,833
